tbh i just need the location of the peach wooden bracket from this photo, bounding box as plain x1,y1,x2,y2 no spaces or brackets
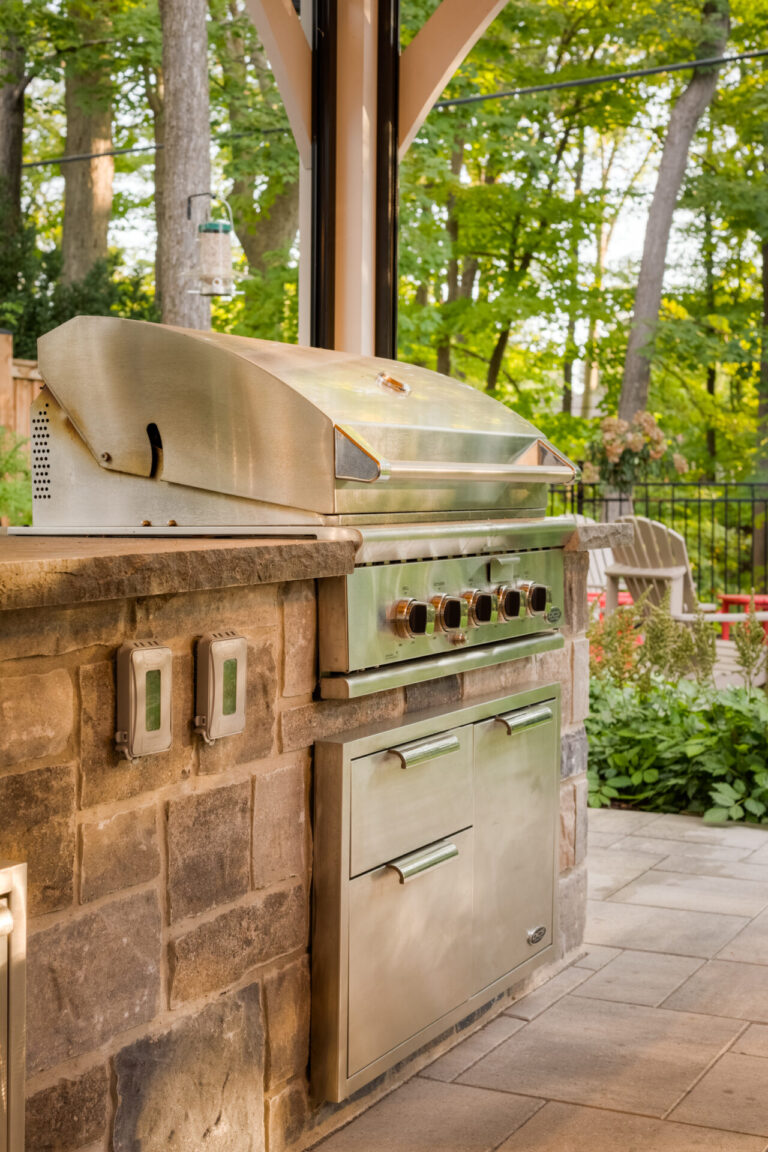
241,0,312,167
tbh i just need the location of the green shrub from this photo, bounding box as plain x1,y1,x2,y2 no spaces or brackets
587,678,768,824
0,427,32,525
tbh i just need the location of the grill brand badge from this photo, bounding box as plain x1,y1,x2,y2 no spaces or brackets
547,606,562,624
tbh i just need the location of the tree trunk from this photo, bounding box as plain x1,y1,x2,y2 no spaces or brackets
562,129,585,414
619,0,729,420
144,65,165,304
61,69,114,284
158,0,211,328
0,36,25,292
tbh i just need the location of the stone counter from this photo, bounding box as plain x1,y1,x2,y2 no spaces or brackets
0,530,603,1152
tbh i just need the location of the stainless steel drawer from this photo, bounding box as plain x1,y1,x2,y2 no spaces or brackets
347,828,473,1076
349,726,473,876
472,701,558,991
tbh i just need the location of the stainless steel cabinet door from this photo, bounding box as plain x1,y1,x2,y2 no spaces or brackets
347,828,473,1076
472,702,558,992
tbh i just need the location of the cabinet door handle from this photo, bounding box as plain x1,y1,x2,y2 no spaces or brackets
387,733,460,768
385,841,459,883
495,705,553,735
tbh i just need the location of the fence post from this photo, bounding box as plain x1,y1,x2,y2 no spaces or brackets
0,330,13,431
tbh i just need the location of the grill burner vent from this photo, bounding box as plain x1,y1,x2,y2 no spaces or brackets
31,402,51,501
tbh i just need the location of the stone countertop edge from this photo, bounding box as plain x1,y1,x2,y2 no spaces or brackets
564,522,634,552
0,535,357,612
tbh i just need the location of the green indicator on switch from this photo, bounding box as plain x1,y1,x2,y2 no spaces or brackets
145,669,162,731
222,658,238,716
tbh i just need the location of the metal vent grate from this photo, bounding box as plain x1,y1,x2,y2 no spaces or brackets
31,401,51,501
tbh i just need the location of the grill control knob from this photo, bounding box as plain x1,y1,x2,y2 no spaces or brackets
519,581,549,616
462,590,499,627
496,585,523,621
392,599,436,638
431,594,468,633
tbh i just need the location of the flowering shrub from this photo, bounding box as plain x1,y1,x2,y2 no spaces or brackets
584,410,688,492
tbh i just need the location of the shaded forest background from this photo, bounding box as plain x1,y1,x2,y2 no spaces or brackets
3,0,768,479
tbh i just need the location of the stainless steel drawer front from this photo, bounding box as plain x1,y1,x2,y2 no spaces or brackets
386,840,460,883
347,829,473,1076
350,727,472,877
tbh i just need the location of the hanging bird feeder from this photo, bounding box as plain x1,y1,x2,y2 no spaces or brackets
187,192,236,297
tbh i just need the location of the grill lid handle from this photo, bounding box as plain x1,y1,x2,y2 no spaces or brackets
334,426,578,486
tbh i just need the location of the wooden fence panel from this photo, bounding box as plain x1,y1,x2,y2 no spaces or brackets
0,333,44,445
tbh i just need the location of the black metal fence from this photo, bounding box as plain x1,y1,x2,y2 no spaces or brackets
549,481,768,601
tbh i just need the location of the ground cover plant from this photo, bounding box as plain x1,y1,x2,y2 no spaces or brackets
587,595,768,823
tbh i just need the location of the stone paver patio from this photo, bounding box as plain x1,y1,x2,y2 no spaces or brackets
312,809,768,1151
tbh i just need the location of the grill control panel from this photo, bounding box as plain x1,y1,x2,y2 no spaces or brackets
318,548,564,676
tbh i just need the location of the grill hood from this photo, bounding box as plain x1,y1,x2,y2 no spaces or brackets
33,316,577,527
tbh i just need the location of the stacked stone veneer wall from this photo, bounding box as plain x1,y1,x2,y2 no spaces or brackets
0,536,591,1152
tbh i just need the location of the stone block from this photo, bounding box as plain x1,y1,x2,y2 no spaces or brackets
574,775,589,866
280,690,404,753
113,983,264,1152
198,638,277,774
264,957,310,1087
80,805,160,903
25,1064,109,1152
167,780,251,921
564,521,633,552
0,669,73,770
562,550,589,637
266,1081,309,1152
0,600,128,662
406,675,461,713
461,656,535,701
561,725,588,779
559,780,576,873
26,890,161,1075
571,636,590,724
558,861,587,957
170,882,306,1004
0,763,75,915
536,644,571,722
132,583,279,640
79,656,194,807
253,756,308,890
281,581,316,697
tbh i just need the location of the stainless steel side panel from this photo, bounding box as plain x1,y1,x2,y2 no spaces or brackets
472,703,559,990
349,727,473,876
347,829,473,1077
319,549,564,674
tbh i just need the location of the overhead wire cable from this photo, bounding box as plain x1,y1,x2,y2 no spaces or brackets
21,47,768,167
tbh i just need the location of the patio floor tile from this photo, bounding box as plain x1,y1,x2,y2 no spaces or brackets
607,870,768,918
610,834,751,861
670,1053,768,1137
495,1100,768,1151
639,814,768,850
747,840,768,865
420,1016,526,1083
572,949,703,1007
717,908,768,964
663,959,768,1023
587,809,657,835
457,997,742,1117
311,1080,543,1151
586,829,625,849
572,944,621,971
733,1024,768,1058
504,966,590,1021
653,854,768,885
587,846,663,899
585,899,749,958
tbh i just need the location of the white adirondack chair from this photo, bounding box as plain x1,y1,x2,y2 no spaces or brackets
605,514,768,625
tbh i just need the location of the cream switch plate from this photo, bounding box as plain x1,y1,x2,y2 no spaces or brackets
195,632,247,743
115,641,173,760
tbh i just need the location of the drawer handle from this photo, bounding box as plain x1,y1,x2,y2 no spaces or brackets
495,705,553,735
0,901,13,937
386,841,459,883
388,733,460,769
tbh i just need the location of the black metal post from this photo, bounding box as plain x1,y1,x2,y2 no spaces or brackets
311,0,337,348
375,0,399,359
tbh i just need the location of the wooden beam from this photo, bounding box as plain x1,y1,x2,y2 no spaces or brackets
399,0,508,158
241,0,312,166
